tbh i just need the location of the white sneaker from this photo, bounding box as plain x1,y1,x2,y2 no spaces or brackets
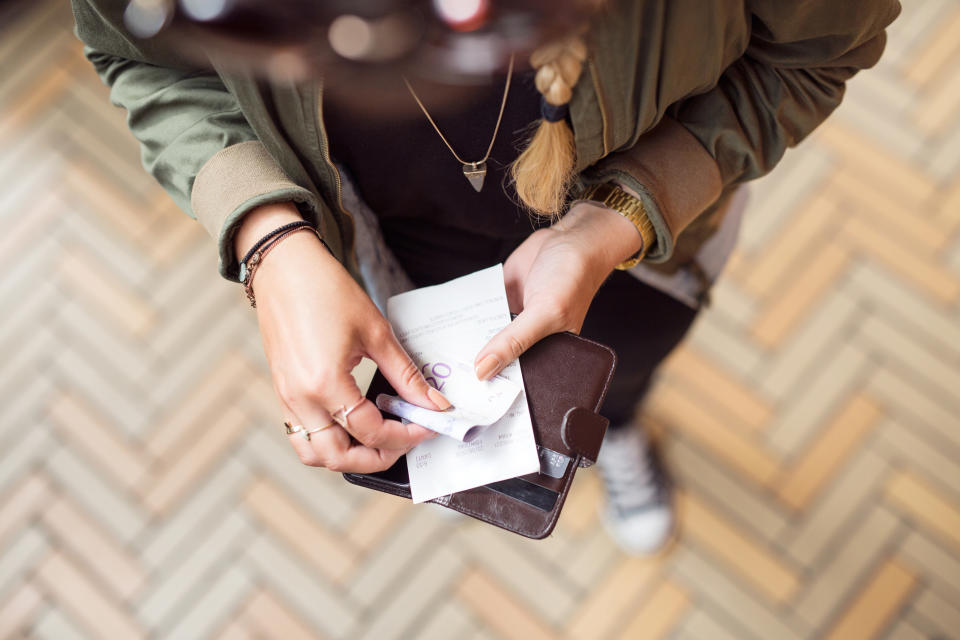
596,426,675,555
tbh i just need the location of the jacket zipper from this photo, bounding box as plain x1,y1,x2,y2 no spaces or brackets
587,53,612,158
313,80,359,272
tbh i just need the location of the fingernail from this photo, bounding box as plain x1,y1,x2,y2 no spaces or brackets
427,387,452,411
475,354,501,381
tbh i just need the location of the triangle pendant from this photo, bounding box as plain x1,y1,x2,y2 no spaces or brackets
463,162,487,192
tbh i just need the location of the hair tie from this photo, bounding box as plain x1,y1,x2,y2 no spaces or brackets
540,97,569,123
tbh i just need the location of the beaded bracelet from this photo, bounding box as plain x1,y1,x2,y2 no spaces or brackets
239,222,324,308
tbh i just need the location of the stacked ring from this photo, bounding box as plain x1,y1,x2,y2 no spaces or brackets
331,398,365,431
283,420,337,441
303,422,337,441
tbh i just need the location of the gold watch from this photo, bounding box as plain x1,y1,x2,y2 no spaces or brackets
576,182,656,270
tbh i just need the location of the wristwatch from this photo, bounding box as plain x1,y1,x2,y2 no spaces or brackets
575,182,656,270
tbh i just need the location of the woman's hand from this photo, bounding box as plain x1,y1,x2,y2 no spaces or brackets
236,203,450,473
473,200,644,380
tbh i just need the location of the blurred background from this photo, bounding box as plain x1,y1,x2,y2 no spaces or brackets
1,1,959,638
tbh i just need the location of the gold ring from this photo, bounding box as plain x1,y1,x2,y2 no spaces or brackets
331,397,365,431
302,421,337,441
284,421,304,436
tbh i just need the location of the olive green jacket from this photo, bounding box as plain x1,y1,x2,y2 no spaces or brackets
71,0,899,282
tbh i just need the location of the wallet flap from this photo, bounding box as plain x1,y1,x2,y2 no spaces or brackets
560,407,609,467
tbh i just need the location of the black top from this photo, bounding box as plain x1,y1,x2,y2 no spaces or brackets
323,70,550,282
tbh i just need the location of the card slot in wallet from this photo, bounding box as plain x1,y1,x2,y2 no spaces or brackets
538,446,572,479
517,467,566,493
486,478,560,512
344,331,616,539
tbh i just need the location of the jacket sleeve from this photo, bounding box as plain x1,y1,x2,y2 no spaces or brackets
72,0,323,281
589,0,901,263
670,1,901,188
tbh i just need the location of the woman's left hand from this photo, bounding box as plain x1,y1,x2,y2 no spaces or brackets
473,200,645,380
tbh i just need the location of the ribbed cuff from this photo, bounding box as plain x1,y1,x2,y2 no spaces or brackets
191,141,323,281
577,170,672,262
582,117,723,263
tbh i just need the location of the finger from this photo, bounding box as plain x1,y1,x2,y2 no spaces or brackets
502,251,528,315
278,380,361,465
474,307,560,380
306,422,414,473
276,369,426,470
295,421,411,473
365,325,452,411
304,359,436,449
503,265,525,315
283,393,421,471
279,396,334,468
330,397,437,450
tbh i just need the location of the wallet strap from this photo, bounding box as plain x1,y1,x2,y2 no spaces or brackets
561,407,609,467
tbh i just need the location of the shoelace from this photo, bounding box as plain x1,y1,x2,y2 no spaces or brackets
598,431,659,512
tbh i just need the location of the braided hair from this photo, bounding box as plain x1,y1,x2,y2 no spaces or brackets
511,35,587,218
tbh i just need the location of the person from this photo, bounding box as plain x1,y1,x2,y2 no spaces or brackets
71,0,899,554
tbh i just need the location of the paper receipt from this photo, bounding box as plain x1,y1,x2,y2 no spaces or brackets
385,265,541,503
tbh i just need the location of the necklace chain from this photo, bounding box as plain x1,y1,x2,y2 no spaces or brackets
404,55,515,167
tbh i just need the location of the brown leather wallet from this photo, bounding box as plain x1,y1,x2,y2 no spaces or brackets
344,331,616,539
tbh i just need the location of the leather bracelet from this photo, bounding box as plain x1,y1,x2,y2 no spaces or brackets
241,225,324,308
239,220,312,271
573,182,656,270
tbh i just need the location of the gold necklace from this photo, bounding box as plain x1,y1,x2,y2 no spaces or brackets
403,55,515,192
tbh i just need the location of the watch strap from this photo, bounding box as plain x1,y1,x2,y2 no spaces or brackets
575,182,656,269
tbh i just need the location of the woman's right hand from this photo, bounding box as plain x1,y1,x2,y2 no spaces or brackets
235,202,450,473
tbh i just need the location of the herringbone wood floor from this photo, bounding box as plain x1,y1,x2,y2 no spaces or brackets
2,1,959,638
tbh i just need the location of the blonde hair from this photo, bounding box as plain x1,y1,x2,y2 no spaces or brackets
511,35,587,218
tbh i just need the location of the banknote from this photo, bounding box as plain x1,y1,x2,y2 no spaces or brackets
375,362,520,442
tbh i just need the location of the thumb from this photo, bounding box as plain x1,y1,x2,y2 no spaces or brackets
474,308,558,381
365,325,452,411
